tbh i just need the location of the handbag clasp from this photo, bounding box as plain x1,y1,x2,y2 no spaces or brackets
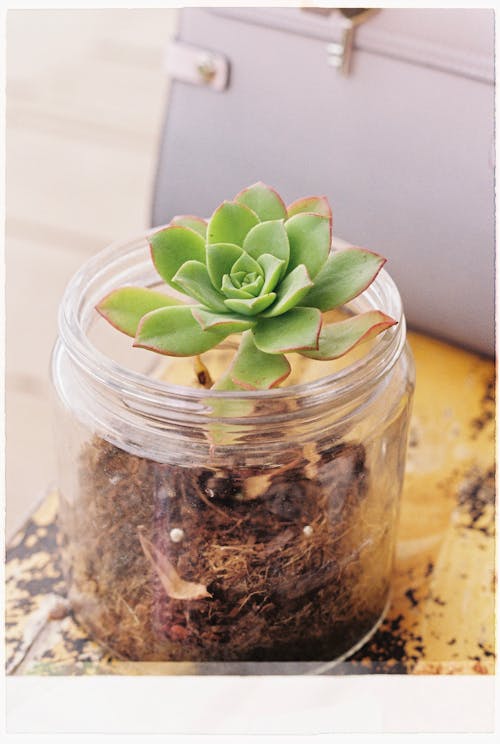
303,7,379,75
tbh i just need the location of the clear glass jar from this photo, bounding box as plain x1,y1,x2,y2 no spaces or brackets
51,231,415,664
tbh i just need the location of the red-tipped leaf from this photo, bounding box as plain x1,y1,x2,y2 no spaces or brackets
287,195,332,224
96,286,181,337
302,247,387,312
235,182,287,221
300,311,397,360
229,331,291,390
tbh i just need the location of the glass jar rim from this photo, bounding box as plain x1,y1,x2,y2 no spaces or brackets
57,228,406,415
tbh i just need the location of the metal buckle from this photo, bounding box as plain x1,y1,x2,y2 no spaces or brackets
166,41,230,92
303,7,379,76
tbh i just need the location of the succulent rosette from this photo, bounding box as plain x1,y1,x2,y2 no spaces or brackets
97,183,396,390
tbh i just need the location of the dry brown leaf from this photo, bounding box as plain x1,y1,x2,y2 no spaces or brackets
138,529,211,601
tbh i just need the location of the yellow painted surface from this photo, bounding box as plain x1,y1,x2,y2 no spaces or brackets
5,331,495,675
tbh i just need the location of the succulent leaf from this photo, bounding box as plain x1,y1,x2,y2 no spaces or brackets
235,274,264,296
207,201,259,246
211,372,248,392
96,287,181,337
221,274,253,300
206,243,244,291
230,251,264,281
232,271,246,285
150,226,206,292
134,306,231,356
253,307,322,354
229,331,291,390
258,253,286,294
235,182,287,221
169,215,207,238
303,248,386,312
287,196,332,224
172,260,228,312
285,213,331,278
300,311,397,360
98,183,395,393
260,264,313,318
224,293,277,316
243,220,290,278
192,307,256,333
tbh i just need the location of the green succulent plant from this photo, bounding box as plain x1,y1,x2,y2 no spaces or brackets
97,182,396,391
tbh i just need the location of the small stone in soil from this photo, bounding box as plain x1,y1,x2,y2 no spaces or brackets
169,528,185,543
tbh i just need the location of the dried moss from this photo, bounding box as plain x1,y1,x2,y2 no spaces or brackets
59,435,392,662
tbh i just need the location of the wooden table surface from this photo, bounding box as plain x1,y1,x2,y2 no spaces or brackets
5,331,495,676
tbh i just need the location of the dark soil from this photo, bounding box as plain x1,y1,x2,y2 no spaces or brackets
470,373,495,436
59,435,392,662
457,467,495,538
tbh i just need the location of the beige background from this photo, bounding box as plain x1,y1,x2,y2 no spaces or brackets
5,9,179,539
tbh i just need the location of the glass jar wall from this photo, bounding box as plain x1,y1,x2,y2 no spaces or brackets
51,232,415,663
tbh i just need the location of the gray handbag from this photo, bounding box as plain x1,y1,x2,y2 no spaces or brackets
151,7,495,355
